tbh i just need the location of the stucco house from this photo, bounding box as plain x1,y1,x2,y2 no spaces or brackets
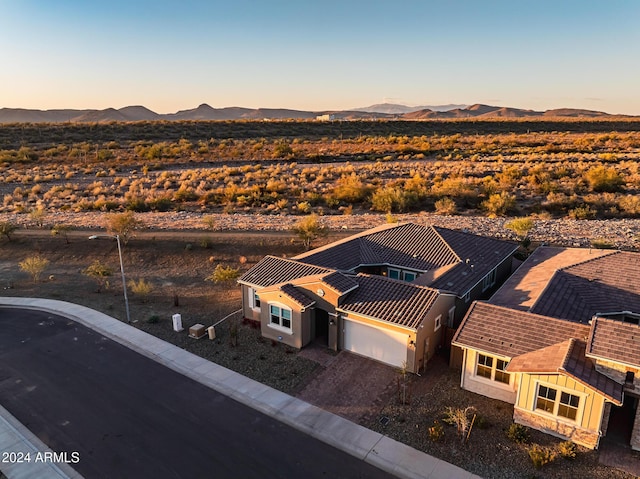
238,222,517,373
452,247,640,449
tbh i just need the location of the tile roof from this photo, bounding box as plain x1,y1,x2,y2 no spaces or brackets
320,271,359,295
507,339,623,404
452,302,590,358
238,255,331,288
295,223,460,272
278,283,316,308
338,274,441,330
530,251,640,322
490,247,613,311
429,226,518,295
587,317,640,368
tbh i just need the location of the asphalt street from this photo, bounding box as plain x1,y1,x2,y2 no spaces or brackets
0,308,395,479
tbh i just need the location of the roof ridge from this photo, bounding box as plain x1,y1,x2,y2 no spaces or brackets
559,337,578,371
354,272,441,293
558,249,619,272
430,225,462,263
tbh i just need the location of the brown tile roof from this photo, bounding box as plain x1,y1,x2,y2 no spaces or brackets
320,271,359,295
490,247,613,311
338,274,442,330
278,283,316,308
294,223,517,296
587,317,640,368
452,302,590,358
238,255,331,288
507,339,623,404
531,251,640,322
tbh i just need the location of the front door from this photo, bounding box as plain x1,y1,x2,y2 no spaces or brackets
314,308,329,346
606,395,638,445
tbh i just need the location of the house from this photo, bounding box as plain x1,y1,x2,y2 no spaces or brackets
238,222,517,373
452,246,640,449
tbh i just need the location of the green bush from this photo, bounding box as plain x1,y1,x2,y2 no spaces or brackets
528,444,557,469
147,314,160,324
506,423,530,444
557,440,577,460
206,264,240,283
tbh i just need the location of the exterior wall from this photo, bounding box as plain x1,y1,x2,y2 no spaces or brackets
594,358,640,396
256,290,306,349
513,408,601,449
631,402,640,451
514,372,607,448
412,294,456,373
460,349,517,404
600,402,612,437
241,285,262,322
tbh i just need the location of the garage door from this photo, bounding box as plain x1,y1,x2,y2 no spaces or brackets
343,319,408,368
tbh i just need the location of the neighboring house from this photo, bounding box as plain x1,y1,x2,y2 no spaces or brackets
452,246,640,449
238,222,517,373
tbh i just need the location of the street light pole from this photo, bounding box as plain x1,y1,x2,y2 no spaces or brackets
89,234,131,324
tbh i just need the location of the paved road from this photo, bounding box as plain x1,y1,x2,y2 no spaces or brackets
0,308,394,479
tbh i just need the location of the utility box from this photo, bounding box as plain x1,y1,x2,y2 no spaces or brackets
172,314,183,332
207,326,216,340
189,323,206,339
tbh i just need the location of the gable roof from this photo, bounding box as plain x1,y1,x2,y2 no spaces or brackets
278,283,316,308
530,251,640,322
238,255,331,288
294,222,517,295
587,317,640,368
452,302,590,358
338,274,442,330
320,271,359,295
507,338,623,404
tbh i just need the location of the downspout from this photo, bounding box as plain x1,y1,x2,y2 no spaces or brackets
460,347,467,388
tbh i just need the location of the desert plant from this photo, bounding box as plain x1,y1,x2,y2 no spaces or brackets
506,422,530,444
556,440,577,459
29,207,46,228
106,211,144,245
585,165,625,193
397,361,412,405
443,406,476,443
434,197,457,215
206,264,240,283
0,221,17,241
504,217,534,240
292,214,328,249
19,255,50,283
528,444,557,469
568,204,597,220
84,260,112,292
428,420,444,442
482,192,516,217
590,237,615,249
51,223,72,244
128,278,153,296
147,314,160,324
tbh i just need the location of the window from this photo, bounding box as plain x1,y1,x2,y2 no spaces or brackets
434,314,442,332
535,384,581,421
270,304,292,331
482,268,497,292
403,271,417,282
387,268,417,282
476,353,511,384
248,288,261,310
388,268,400,280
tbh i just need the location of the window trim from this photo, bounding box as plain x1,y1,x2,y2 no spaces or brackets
482,268,497,292
403,271,417,282
388,268,401,280
268,303,293,333
474,353,511,385
533,382,584,423
248,287,261,311
434,314,442,332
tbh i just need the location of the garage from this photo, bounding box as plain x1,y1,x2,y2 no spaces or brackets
342,319,408,368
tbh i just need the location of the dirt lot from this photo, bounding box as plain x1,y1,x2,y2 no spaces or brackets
1,228,638,478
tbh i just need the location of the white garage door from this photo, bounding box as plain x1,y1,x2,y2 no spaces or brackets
343,319,408,368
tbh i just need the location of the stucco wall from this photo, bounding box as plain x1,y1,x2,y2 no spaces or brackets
460,349,517,404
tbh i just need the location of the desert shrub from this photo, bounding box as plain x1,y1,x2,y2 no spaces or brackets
585,166,625,193
202,215,216,230
0,221,17,240
428,420,444,442
331,173,370,203
147,314,160,324
19,255,50,283
84,260,112,292
296,201,312,214
568,204,597,220
506,423,530,444
371,186,415,213
51,224,72,244
504,217,534,239
106,211,144,245
528,444,557,469
618,195,640,215
29,207,46,228
557,440,577,459
590,238,615,249
272,141,293,159
292,214,328,249
482,192,516,217
128,278,153,296
434,197,457,215
443,406,476,443
206,264,240,283
199,237,212,249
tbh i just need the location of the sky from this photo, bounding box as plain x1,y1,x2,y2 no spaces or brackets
1,1,639,115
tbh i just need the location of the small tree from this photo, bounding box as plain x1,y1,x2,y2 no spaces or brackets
19,255,50,283
0,221,17,241
292,214,328,250
84,260,112,292
106,211,144,245
51,224,72,244
443,406,476,443
206,264,240,284
505,217,534,249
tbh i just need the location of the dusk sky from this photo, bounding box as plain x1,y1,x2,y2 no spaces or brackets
1,1,639,114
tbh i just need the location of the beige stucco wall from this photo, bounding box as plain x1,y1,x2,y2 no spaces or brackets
241,285,262,322
255,289,307,349
460,349,517,404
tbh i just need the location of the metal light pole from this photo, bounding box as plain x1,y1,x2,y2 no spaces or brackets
89,234,131,324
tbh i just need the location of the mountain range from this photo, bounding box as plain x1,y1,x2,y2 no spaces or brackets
0,103,629,124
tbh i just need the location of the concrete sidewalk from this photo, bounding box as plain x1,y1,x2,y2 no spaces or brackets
0,297,481,479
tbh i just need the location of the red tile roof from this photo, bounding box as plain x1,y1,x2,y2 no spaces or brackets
587,317,640,368
338,274,442,329
452,302,590,358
